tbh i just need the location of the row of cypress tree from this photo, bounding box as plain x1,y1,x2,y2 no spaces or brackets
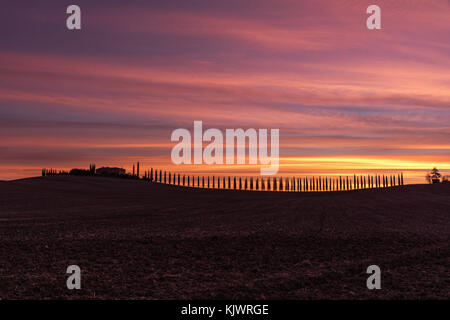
142,169,404,191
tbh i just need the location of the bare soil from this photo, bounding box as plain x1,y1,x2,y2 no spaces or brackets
0,176,448,299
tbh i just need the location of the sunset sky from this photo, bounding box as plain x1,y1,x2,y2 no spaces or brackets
0,0,449,182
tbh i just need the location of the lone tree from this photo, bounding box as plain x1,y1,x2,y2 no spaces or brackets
426,167,442,184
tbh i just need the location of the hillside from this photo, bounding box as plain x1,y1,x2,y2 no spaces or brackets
0,176,448,299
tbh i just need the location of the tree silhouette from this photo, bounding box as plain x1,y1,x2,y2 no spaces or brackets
427,167,442,184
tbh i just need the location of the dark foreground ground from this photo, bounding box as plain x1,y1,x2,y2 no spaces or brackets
0,176,448,299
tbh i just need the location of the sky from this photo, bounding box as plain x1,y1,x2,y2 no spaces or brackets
0,0,449,182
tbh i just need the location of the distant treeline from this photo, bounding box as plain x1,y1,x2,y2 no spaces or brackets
143,168,404,192
42,163,405,192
